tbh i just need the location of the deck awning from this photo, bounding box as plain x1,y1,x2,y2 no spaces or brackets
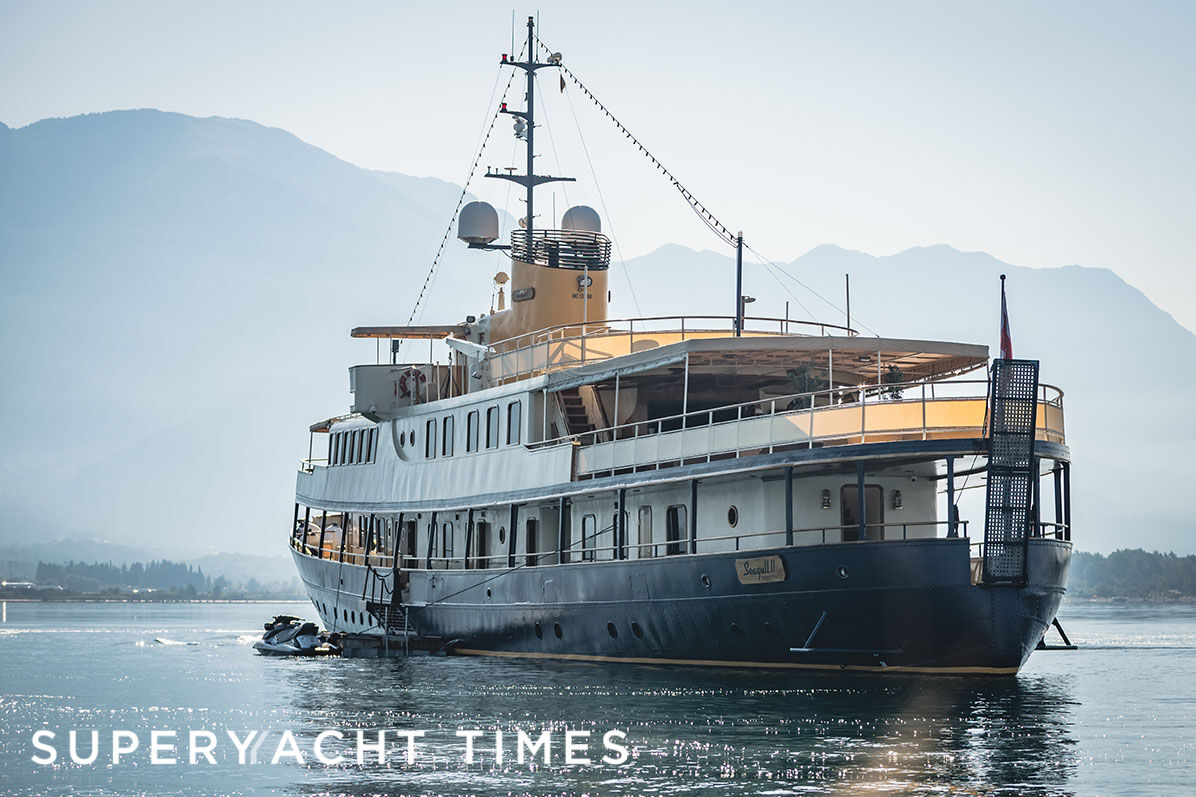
350,325,464,339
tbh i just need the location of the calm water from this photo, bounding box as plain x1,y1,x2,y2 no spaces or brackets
1,600,1192,796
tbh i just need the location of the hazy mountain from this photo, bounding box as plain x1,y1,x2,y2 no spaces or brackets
1,110,1191,560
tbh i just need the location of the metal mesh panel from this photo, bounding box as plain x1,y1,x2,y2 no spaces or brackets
982,359,1040,584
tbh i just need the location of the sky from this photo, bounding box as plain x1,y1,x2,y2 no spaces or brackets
2,0,1194,332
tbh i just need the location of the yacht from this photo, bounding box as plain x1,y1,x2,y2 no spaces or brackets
286,18,1072,674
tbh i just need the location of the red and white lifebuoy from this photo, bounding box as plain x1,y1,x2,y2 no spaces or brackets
397,367,428,400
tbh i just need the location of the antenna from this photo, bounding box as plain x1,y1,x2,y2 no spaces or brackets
487,15,573,242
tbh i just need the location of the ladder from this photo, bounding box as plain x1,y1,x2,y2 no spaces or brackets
982,358,1040,584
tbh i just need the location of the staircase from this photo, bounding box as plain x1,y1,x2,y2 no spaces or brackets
365,601,411,635
981,358,1040,584
557,386,609,439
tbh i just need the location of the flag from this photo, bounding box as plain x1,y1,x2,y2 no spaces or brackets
560,74,566,93
999,274,1013,360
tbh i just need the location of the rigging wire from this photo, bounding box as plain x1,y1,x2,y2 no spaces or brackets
399,41,528,347
535,33,737,249
744,242,881,337
554,52,643,315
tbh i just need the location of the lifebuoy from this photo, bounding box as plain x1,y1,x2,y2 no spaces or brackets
397,367,428,398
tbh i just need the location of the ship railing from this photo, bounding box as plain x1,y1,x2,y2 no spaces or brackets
487,315,858,385
553,379,1064,478
294,518,1073,571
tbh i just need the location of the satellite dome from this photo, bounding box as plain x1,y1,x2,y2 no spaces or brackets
458,201,500,245
561,205,601,234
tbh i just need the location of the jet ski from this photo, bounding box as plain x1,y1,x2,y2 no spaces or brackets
253,615,340,656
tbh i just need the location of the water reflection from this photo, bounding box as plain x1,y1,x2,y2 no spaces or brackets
278,658,1079,795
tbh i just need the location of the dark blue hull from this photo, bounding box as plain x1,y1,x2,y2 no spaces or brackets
295,537,1070,674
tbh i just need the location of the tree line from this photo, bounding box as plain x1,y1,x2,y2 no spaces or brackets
1069,549,1196,598
35,559,209,595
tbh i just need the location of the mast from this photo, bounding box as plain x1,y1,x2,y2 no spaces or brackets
488,16,573,238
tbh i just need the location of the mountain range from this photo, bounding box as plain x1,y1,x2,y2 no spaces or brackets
1,109,1192,560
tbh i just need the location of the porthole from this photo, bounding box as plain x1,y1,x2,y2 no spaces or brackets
534,622,543,639
486,588,493,598
631,621,644,639
730,622,745,638
409,429,416,447
607,621,618,638
727,505,739,527
499,527,506,544
553,622,563,639
837,565,849,580
399,431,406,447
700,574,711,589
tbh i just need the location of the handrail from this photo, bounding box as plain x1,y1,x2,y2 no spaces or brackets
533,378,1064,451
489,314,859,354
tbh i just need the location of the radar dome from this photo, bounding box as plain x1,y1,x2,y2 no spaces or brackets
458,201,500,245
561,205,601,234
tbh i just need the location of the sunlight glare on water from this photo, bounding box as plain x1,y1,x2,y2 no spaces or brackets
0,600,1192,796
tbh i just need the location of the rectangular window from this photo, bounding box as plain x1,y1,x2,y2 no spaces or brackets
367,429,375,462
354,430,363,463
404,520,418,566
666,505,687,556
425,418,437,459
331,433,340,466
441,521,454,560
582,514,597,562
442,416,454,457
840,484,885,541
507,401,522,445
486,406,500,449
466,410,480,452
638,506,653,558
525,518,539,566
475,521,491,569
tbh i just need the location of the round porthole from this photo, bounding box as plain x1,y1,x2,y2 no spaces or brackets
607,622,618,638
700,574,712,589
553,622,563,639
499,527,506,544
399,431,406,447
730,622,745,638
631,621,644,639
409,430,416,447
837,565,849,580
727,505,739,527
534,622,543,639
486,588,492,598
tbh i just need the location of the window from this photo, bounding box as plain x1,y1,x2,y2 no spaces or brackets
355,430,364,463
638,506,653,558
404,520,418,566
331,433,340,466
525,518,539,566
507,401,522,445
486,406,500,449
442,416,454,457
441,522,454,560
425,418,437,459
475,521,491,569
582,514,597,562
840,484,885,541
665,505,687,556
467,410,480,452
367,429,376,461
